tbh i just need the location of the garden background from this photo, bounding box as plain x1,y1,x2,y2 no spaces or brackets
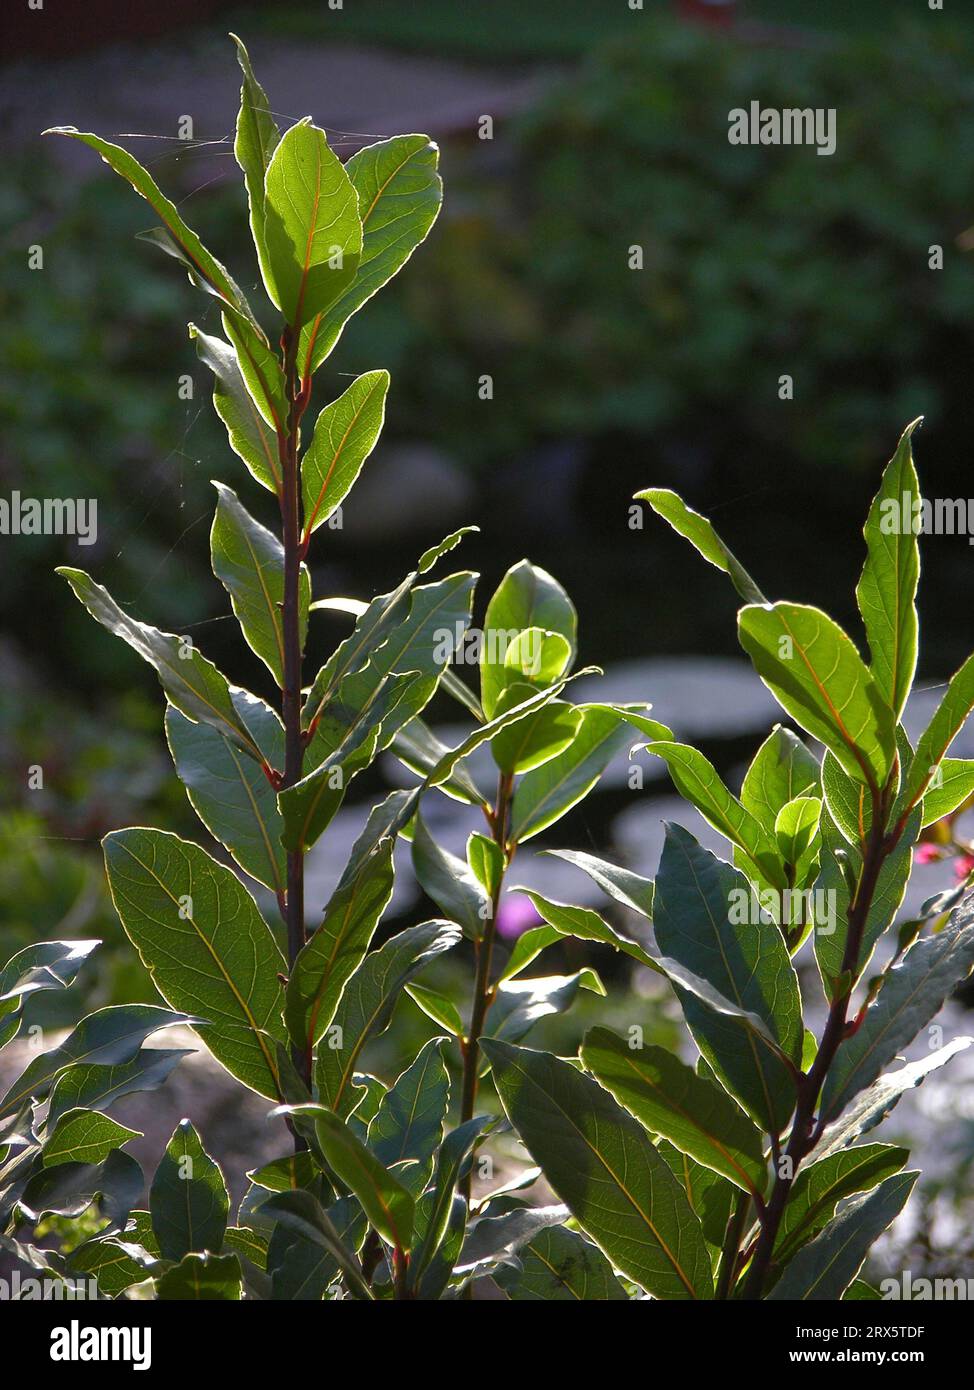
3,0,974,1284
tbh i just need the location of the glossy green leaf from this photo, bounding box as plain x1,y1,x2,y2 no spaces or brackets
768,1171,917,1300
412,813,488,940
285,838,395,1056
510,704,668,843
922,758,974,826
190,325,283,495
738,603,895,789
822,895,974,1121
483,1039,714,1299
43,1109,140,1169
367,1038,450,1198
230,34,280,261
44,127,259,327
166,692,286,895
210,482,309,687
515,890,656,970
149,1119,229,1261
812,1038,973,1159
543,848,655,918
261,1189,373,1299
0,940,100,1048
300,133,442,376
648,741,786,888
741,725,820,832
455,1204,569,1282
774,796,821,873
409,1116,492,1290
490,692,582,777
467,832,505,901
312,1107,414,1252
405,982,464,1038
488,969,604,1044
493,1224,629,1301
903,653,974,815
657,1140,736,1249
67,1238,155,1297
637,487,766,604
302,370,389,535
1,1004,192,1116
281,669,419,851
653,825,802,1134
775,1144,909,1263
581,1028,768,1197
813,804,920,991
260,120,362,328
102,828,286,1099
314,921,460,1116
391,717,485,806
156,1251,242,1300
856,421,921,720
47,1049,190,1129
20,1149,143,1230
480,562,577,719
57,569,263,762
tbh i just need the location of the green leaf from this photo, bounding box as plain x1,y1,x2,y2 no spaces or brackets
580,1029,768,1198
455,1204,569,1282
43,1109,140,1169
47,1049,190,1128
248,1151,317,1193
303,571,477,755
285,838,395,1055
653,825,802,1134
903,652,974,815
43,127,259,327
210,482,309,687
775,1144,909,1263
543,849,655,918
166,692,286,895
514,891,656,970
647,741,786,888
302,370,390,535
189,324,283,495
409,1116,492,1290
813,804,920,991
156,1251,242,1300
405,982,464,1038
314,921,460,1115
488,969,604,1044
768,1171,917,1300
391,717,485,807
311,1107,414,1252
299,132,442,376
774,796,821,874
221,311,289,429
367,1039,450,1197
0,940,100,1047
67,1238,155,1297
637,487,766,604
57,568,264,763
812,1038,972,1159
102,828,286,1099
821,894,974,1121
20,1149,143,1230
856,421,921,721
261,120,362,329
467,832,505,901
510,704,670,843
1,1004,192,1115
281,670,419,852
263,1190,372,1300
738,603,895,789
230,34,280,262
412,813,489,939
491,693,582,777
480,562,577,719
149,1119,229,1261
741,725,820,832
483,1039,714,1299
493,1224,629,1301
657,1140,736,1248
922,758,974,826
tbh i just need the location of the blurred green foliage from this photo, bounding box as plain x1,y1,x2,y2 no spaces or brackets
349,16,974,476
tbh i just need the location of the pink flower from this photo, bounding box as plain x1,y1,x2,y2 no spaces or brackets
915,843,943,865
495,893,543,941
954,853,974,882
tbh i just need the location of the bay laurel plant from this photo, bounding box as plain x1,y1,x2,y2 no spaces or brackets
494,421,974,1301
1,38,668,1301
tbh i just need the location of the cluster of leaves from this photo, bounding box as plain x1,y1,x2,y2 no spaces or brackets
0,39,666,1301
8,37,974,1302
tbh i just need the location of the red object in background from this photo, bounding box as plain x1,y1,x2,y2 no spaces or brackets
677,0,738,27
